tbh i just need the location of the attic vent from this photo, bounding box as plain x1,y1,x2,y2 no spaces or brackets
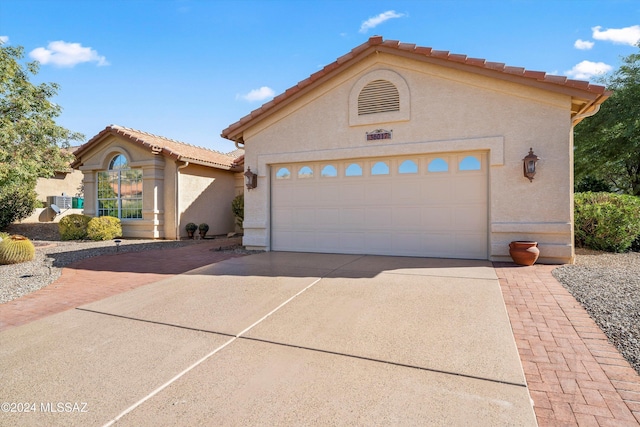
358,79,400,116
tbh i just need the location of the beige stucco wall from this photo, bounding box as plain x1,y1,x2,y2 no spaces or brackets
35,170,84,202
76,135,237,240
240,52,576,264
175,163,237,239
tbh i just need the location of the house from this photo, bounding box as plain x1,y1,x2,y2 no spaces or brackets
72,125,243,239
222,36,609,264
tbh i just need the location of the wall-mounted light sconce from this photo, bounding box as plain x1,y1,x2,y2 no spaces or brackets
523,148,539,182
244,167,257,190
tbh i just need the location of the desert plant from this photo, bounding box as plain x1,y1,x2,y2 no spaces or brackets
231,194,244,227
87,216,122,241
0,232,9,240
0,234,36,265
58,214,92,240
0,186,37,229
198,223,209,238
574,192,640,252
185,222,197,233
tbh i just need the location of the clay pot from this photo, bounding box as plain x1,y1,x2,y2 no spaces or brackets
509,241,540,266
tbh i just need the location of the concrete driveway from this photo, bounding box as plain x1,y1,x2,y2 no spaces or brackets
0,252,536,426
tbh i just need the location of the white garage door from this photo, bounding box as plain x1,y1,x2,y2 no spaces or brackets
271,152,488,259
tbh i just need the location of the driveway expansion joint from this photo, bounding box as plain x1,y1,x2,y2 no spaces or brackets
239,335,528,389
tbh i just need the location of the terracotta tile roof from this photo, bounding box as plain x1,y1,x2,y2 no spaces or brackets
222,36,610,142
72,125,243,170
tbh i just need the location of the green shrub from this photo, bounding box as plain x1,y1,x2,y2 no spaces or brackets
0,232,9,240
0,186,37,229
574,192,640,252
231,194,244,227
59,214,92,240
0,234,35,265
87,216,122,241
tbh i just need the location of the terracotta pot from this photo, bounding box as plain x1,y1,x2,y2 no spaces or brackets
509,241,540,266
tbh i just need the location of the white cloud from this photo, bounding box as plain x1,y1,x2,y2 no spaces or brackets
592,25,640,46
359,10,405,34
237,86,275,102
574,39,594,50
565,60,613,80
29,41,109,67
0,36,8,44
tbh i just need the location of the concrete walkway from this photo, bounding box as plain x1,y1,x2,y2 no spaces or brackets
0,246,638,426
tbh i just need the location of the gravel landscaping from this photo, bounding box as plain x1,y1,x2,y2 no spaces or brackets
553,249,640,375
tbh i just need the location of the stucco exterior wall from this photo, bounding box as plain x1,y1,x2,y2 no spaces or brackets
176,163,236,238
35,170,84,203
240,53,576,263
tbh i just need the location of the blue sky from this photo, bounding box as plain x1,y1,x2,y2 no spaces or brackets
1,0,639,153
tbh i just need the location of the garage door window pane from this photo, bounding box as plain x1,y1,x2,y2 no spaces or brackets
321,165,338,177
298,166,314,179
345,163,363,177
459,156,481,171
276,168,291,179
371,161,389,175
428,158,448,172
399,160,418,174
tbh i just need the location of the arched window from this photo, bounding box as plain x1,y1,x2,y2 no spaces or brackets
459,156,481,171
371,161,390,175
321,165,338,177
345,163,363,177
298,166,314,179
399,160,418,174
97,154,143,219
428,158,449,173
276,167,291,179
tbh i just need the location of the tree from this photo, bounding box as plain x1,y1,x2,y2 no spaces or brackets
574,43,640,195
0,42,83,228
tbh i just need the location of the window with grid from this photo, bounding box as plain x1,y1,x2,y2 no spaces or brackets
97,154,143,219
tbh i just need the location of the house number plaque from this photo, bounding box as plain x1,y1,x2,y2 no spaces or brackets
366,129,392,141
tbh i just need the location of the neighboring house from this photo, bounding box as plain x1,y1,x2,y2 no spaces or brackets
222,36,609,264
34,147,84,205
72,125,243,239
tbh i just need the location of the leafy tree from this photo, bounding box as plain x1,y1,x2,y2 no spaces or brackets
574,43,640,195
0,42,83,228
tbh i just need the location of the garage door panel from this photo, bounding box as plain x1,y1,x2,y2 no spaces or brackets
340,184,365,203
272,153,487,259
316,208,340,227
454,233,487,259
422,180,453,204
454,207,487,230
392,233,423,254
365,207,392,228
293,208,316,227
272,208,293,228
422,207,453,229
393,206,420,226
395,181,421,202
366,232,393,253
366,182,392,204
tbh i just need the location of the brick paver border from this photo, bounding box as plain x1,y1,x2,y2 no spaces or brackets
495,263,640,426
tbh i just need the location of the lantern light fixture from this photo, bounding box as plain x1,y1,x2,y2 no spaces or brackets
244,167,257,190
523,148,539,182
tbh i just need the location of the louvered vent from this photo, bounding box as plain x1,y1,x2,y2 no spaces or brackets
358,80,400,115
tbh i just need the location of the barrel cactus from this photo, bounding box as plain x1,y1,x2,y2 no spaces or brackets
0,234,36,265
